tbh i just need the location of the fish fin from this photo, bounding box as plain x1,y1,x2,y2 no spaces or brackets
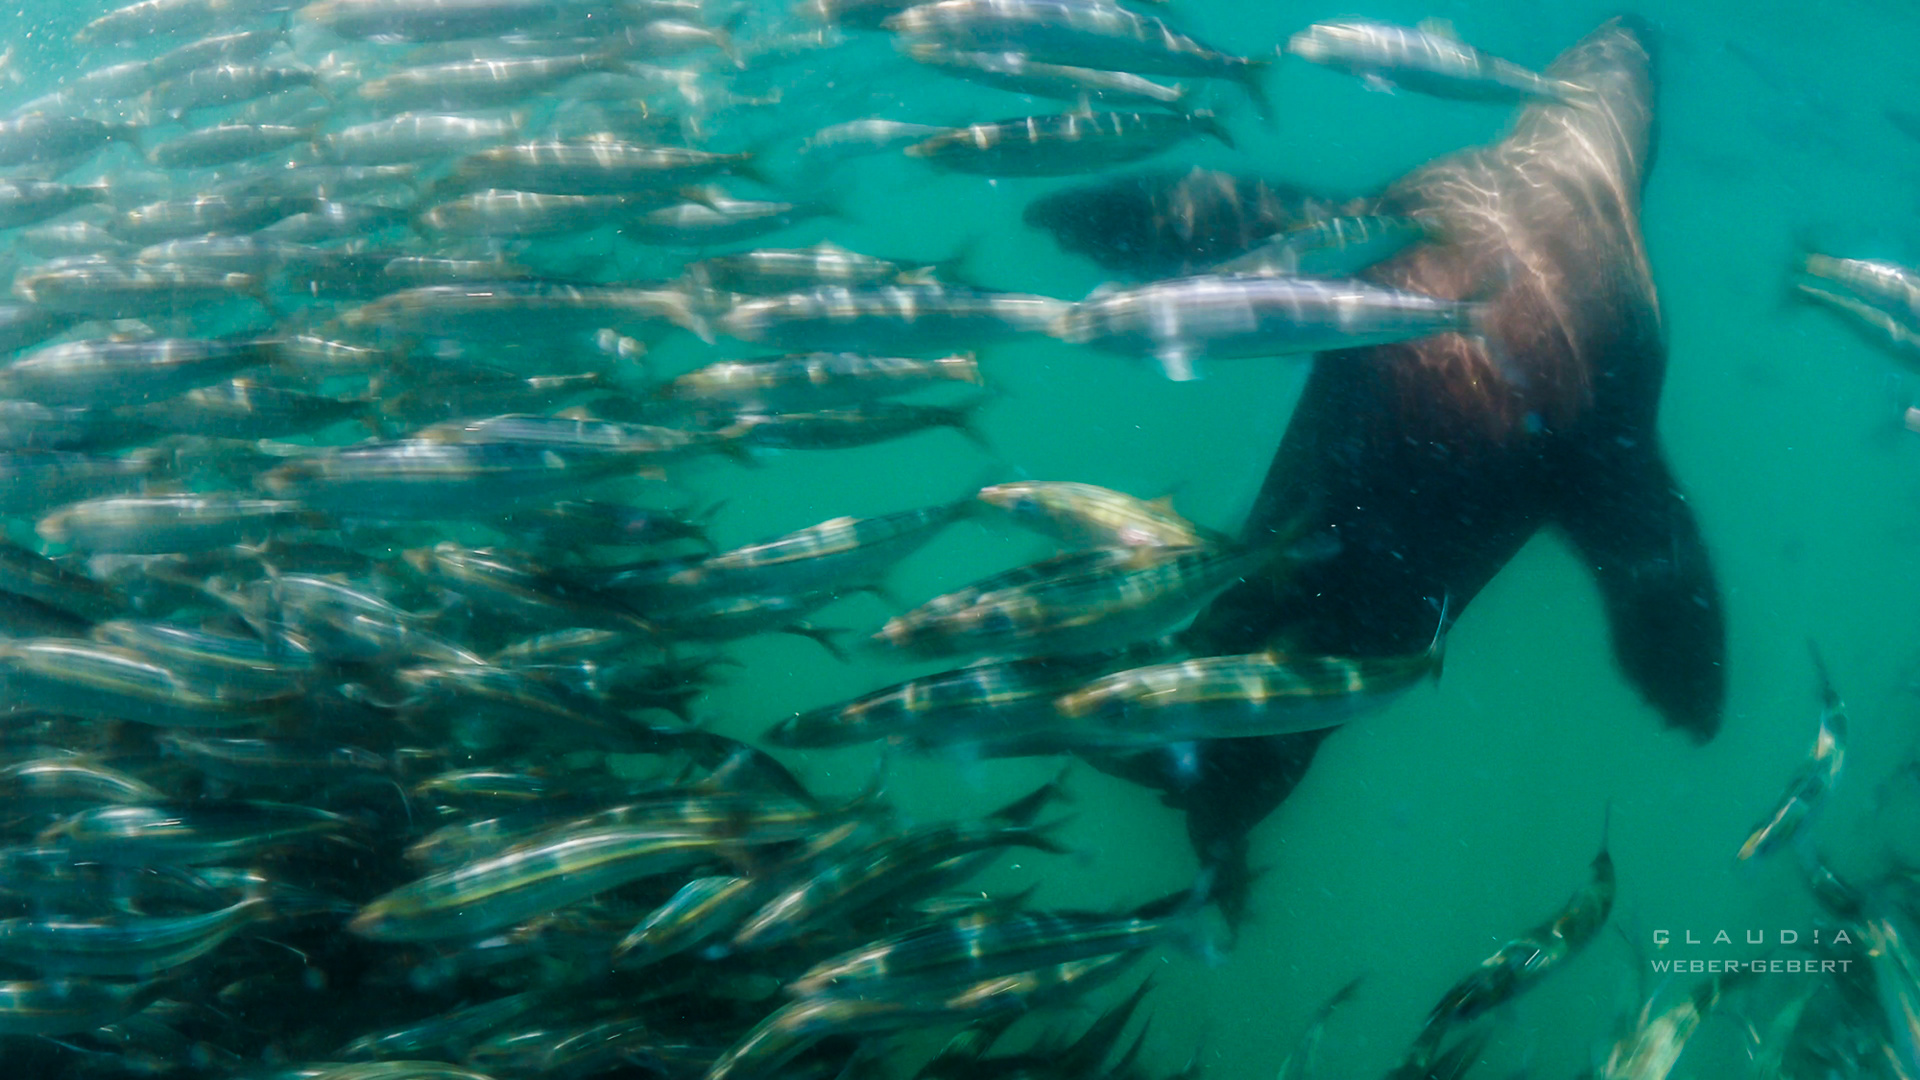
1194,108,1235,149
1232,58,1275,124
1416,17,1460,39
948,399,995,451
1807,641,1840,713
846,581,908,610
1154,341,1200,382
1424,592,1453,681
923,236,979,287
1361,73,1397,94
1020,815,1077,855
987,767,1074,825
784,622,849,660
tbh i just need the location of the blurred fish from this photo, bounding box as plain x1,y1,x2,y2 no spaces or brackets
0,977,164,1036
905,45,1188,108
886,0,1271,115
0,336,279,408
906,109,1231,176
1595,971,1742,1080
0,115,137,168
37,494,319,554
1288,19,1592,104
1736,650,1846,861
357,52,629,112
450,137,756,193
658,352,981,412
683,242,951,297
338,280,705,341
621,191,834,247
1796,253,1920,355
720,283,1066,352
1052,638,1443,746
0,638,294,727
11,258,270,320
733,401,990,451
146,124,313,169
0,180,109,231
350,824,742,941
977,480,1214,548
147,65,322,117
43,800,349,865
0,894,271,977
319,113,525,166
1055,273,1488,381
1401,813,1615,1072
874,543,1274,660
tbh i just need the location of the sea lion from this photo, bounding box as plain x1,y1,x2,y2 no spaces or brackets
1100,16,1726,923
1023,167,1337,279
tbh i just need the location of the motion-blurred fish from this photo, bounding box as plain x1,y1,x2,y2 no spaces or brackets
1052,639,1444,746
886,0,1271,114
720,283,1066,352
907,109,1230,176
1796,253,1920,354
977,480,1213,548
657,352,981,411
1736,651,1846,861
1055,273,1487,381
1287,19,1593,105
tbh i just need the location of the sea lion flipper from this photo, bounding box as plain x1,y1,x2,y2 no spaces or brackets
1554,443,1726,742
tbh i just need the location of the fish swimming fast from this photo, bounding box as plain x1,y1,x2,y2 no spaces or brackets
1055,272,1488,380
1796,253,1920,355
1736,651,1846,861
1051,637,1444,747
885,0,1272,115
1399,814,1614,1073
1287,19,1594,105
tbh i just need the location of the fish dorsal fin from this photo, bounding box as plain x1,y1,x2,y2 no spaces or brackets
1417,17,1459,39
1154,342,1199,382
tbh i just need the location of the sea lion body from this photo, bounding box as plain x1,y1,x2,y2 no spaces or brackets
1108,18,1725,920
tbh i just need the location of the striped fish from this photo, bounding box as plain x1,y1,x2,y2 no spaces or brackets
1051,644,1442,746
788,882,1206,998
977,480,1216,549
1401,813,1614,1072
767,646,1161,752
1737,651,1845,861
651,502,974,603
874,543,1271,661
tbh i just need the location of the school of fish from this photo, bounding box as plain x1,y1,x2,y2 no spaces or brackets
0,1,1909,1078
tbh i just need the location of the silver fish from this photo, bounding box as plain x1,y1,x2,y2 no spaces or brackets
1055,273,1486,381
1287,20,1594,105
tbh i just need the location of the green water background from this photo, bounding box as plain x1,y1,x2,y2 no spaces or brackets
8,0,1920,1075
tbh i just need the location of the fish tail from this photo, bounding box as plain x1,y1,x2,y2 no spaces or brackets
1017,816,1076,855
1193,109,1235,149
1807,641,1840,712
948,400,995,453
1425,592,1453,681
784,622,849,660
1234,58,1276,124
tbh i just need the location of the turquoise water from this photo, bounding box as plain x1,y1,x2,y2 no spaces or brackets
4,0,1920,1078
